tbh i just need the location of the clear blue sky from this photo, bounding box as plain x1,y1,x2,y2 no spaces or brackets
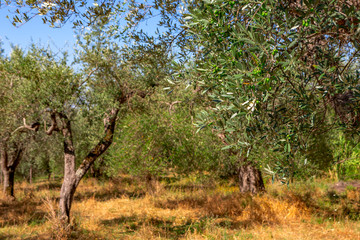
0,5,171,60
0,7,77,58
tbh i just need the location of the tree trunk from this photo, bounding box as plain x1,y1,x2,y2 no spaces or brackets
58,141,77,223
53,108,119,223
29,164,33,184
0,120,39,197
45,153,52,181
57,113,77,223
238,160,265,194
1,141,23,198
0,167,2,186
59,172,76,223
3,169,15,197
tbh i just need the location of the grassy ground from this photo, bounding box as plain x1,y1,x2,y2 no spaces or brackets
0,175,359,239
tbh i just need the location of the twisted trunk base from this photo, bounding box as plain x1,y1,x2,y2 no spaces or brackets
3,169,15,198
53,108,120,223
238,162,265,194
59,178,77,223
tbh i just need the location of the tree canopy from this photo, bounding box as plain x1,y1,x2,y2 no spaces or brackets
184,0,360,183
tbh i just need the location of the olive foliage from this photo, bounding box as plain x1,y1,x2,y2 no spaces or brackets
186,0,360,182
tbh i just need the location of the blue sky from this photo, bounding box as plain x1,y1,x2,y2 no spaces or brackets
0,7,77,58
0,3,177,61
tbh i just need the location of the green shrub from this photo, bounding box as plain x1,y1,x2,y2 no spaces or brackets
104,87,228,179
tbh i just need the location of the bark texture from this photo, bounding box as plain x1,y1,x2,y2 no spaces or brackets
238,160,265,194
0,119,39,198
1,141,24,198
58,114,77,223
3,170,15,197
45,89,147,223
47,108,120,223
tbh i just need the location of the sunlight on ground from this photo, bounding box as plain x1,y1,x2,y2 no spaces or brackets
0,176,359,239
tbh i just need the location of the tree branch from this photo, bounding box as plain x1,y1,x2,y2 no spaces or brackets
11,118,40,136
74,107,120,186
45,112,60,135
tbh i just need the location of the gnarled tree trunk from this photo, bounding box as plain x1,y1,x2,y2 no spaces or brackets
1,141,24,198
3,170,15,197
47,108,120,223
58,114,77,223
0,119,39,198
238,158,265,194
216,133,265,193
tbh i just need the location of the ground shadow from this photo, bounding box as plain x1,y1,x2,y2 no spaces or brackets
35,181,62,191
101,215,201,239
74,187,146,202
0,197,47,227
164,183,214,192
0,229,107,240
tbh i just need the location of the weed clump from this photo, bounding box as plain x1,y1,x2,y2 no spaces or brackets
42,197,72,240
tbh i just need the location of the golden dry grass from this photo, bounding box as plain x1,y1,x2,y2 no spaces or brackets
0,176,359,240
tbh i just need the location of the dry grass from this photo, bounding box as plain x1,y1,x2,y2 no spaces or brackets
42,196,72,240
0,176,359,239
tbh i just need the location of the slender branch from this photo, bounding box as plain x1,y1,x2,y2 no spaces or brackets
167,29,185,51
11,118,40,135
77,66,99,88
340,49,359,76
161,101,182,113
280,68,297,91
246,2,264,29
23,118,40,131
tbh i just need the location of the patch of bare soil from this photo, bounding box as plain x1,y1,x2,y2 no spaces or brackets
332,180,360,193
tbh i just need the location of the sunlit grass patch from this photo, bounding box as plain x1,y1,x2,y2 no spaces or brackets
0,176,359,239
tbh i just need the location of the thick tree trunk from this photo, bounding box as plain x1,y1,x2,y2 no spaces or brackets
1,141,23,198
59,171,76,223
238,160,265,194
59,182,76,223
0,119,39,198
3,169,15,197
57,113,77,223
58,144,77,223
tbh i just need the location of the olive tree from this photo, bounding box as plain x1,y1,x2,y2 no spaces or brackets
186,0,360,192
2,0,189,223
0,47,41,198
